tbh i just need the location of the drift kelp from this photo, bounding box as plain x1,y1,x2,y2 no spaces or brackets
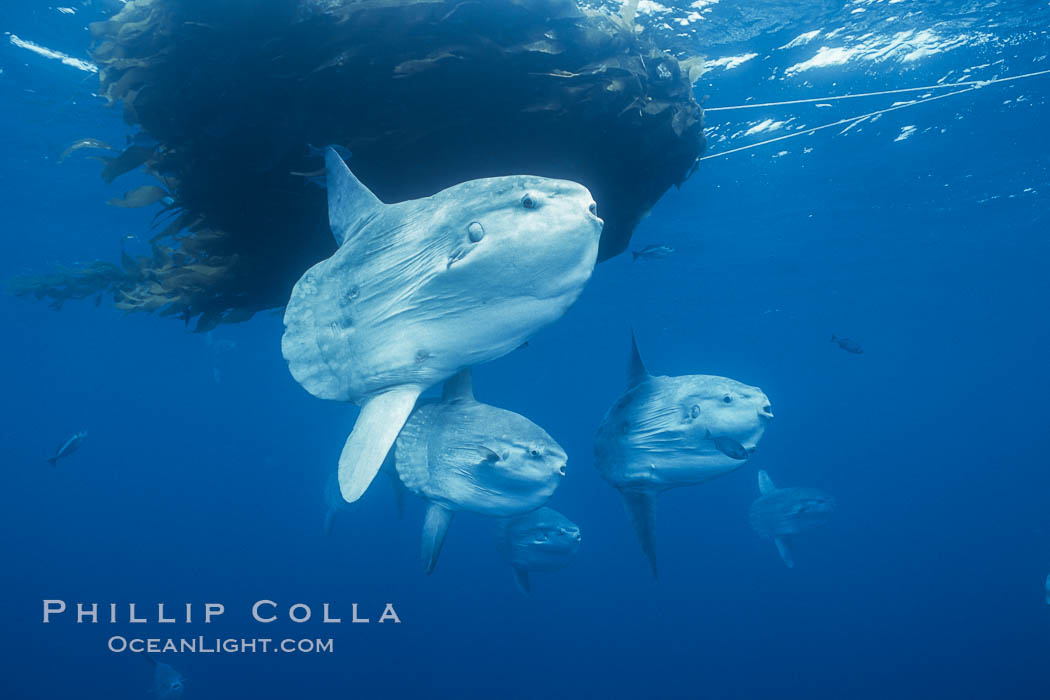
14,0,704,328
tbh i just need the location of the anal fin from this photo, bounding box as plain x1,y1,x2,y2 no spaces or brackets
512,565,532,595
421,502,454,574
384,463,407,519
338,386,421,503
621,490,659,578
774,537,795,568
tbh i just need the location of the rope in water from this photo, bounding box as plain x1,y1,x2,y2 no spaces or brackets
698,85,977,161
702,67,1050,112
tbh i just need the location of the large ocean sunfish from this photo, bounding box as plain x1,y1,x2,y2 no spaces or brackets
594,333,774,576
395,369,567,573
283,149,602,504
748,470,835,568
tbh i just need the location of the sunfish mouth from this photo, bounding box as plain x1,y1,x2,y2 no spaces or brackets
759,404,774,419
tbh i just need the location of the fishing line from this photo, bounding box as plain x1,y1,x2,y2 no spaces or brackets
698,82,997,162
702,67,1050,112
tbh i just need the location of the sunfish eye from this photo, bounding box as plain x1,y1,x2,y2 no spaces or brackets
529,448,540,457
521,193,536,209
690,404,700,419
467,221,485,242
722,395,732,404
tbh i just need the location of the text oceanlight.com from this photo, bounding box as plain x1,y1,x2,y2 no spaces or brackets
108,636,335,654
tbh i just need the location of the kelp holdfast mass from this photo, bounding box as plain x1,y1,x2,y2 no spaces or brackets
13,0,705,331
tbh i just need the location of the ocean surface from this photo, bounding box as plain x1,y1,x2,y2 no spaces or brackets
2,1,1049,698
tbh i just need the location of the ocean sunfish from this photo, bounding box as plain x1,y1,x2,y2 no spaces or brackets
501,507,581,594
145,654,185,699
594,333,773,576
283,148,601,505
395,369,566,574
748,470,836,568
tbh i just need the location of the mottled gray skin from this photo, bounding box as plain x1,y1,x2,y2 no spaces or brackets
397,392,565,518
594,334,772,575
283,149,601,504
749,470,835,568
146,655,185,699
395,370,566,573
284,172,601,401
749,488,836,538
502,507,581,592
595,370,772,493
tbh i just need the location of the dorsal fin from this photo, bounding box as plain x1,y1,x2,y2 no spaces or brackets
627,330,649,388
757,470,776,495
325,147,382,246
442,368,474,401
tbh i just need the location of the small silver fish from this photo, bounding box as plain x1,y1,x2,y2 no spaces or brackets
632,244,675,261
47,430,87,466
106,185,170,209
58,137,114,163
831,334,864,354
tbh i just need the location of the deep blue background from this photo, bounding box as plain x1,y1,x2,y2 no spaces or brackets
1,1,1048,698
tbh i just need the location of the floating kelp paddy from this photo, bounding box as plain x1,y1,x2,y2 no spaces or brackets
12,0,705,331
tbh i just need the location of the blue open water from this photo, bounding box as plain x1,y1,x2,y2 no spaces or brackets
1,1,1048,698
